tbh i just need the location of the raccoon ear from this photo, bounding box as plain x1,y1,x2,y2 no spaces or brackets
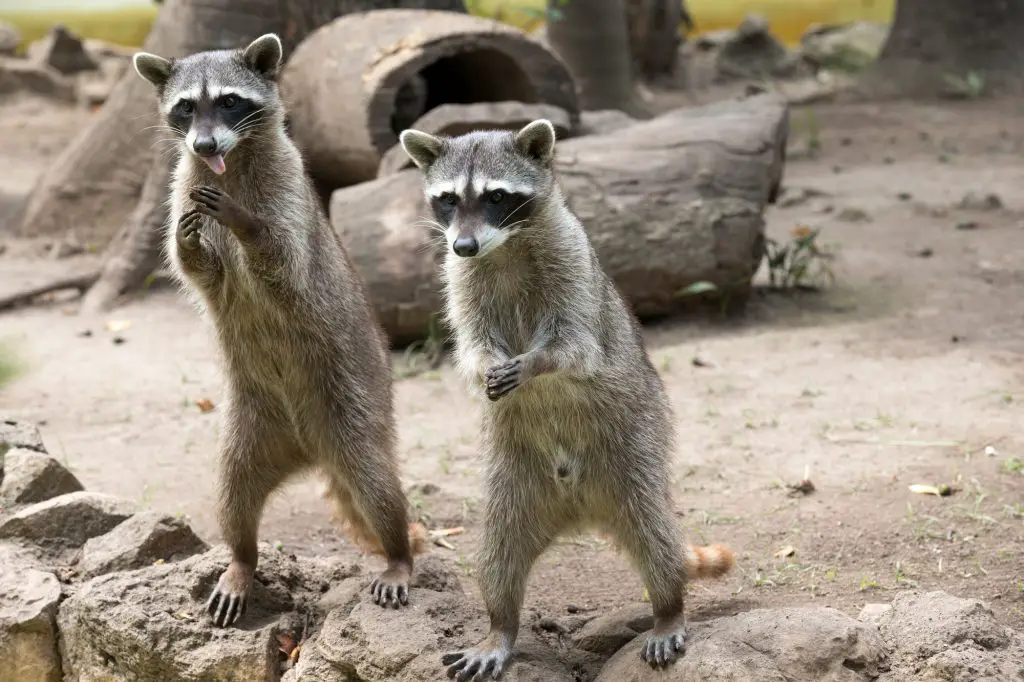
514,119,556,165
243,33,283,79
132,52,172,88
400,129,443,170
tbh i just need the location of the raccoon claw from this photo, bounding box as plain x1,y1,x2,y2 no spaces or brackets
484,358,523,401
176,210,203,250
369,563,411,609
639,628,685,668
206,561,253,627
442,646,509,681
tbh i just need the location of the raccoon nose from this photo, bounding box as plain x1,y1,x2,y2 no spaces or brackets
193,136,218,155
452,236,479,257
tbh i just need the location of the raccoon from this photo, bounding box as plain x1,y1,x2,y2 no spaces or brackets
132,34,422,627
400,120,735,680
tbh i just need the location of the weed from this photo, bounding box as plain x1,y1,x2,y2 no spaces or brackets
858,575,881,591
1004,457,1023,475
396,312,446,379
0,338,25,389
764,225,836,290
942,71,985,99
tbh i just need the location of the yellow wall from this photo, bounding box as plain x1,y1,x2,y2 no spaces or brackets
0,0,895,52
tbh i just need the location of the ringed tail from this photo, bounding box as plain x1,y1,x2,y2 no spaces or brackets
684,543,735,580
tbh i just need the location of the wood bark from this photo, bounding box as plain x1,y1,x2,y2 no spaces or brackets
545,0,648,116
279,9,580,197
329,92,789,346
626,0,685,82
864,0,1024,97
10,0,465,312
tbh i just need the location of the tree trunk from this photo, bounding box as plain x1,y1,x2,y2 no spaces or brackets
10,0,465,312
626,0,683,82
545,0,648,116
864,0,1024,97
328,92,789,346
280,9,580,200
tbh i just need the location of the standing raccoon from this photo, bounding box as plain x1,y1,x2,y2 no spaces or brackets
401,120,735,679
132,34,421,626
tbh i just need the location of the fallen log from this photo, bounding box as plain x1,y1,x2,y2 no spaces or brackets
376,100,572,177
280,9,580,198
330,92,789,346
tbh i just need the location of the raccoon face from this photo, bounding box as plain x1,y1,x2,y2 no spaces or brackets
400,120,557,258
132,34,283,175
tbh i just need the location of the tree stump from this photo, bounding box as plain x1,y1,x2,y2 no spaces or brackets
279,9,580,198
329,92,789,347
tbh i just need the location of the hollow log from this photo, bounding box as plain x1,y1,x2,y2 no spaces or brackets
375,100,572,177
279,9,580,198
330,92,789,346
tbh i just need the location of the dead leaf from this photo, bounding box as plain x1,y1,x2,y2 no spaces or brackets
433,537,456,550
195,398,215,413
774,545,796,558
277,633,297,657
786,479,816,496
152,558,166,566
171,611,194,621
909,483,953,497
104,319,132,333
429,526,465,538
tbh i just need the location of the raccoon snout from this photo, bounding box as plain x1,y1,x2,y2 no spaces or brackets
452,236,480,258
192,136,219,156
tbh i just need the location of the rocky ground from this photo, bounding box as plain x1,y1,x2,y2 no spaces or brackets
1,16,1023,682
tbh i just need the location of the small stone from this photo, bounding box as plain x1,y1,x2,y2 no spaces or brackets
957,191,1003,211
916,248,933,258
572,604,651,655
955,220,979,231
0,448,83,506
0,419,45,454
78,510,209,578
858,602,891,625
836,206,871,222
0,566,62,682
897,192,912,201
0,491,135,549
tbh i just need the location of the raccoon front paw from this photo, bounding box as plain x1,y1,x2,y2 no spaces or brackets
190,185,243,227
484,357,523,401
176,209,203,251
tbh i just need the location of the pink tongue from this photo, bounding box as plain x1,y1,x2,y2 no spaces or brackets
202,154,226,175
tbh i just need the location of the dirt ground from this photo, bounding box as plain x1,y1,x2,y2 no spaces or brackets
1,88,1022,636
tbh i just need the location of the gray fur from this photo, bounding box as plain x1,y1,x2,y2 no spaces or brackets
404,121,733,679
135,35,417,626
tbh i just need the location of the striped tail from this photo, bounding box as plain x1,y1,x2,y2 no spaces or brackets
683,543,735,580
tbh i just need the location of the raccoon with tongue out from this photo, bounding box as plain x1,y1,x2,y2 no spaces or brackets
132,34,423,627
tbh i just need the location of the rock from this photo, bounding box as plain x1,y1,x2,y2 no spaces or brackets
0,419,45,454
0,448,83,506
59,546,347,681
0,58,76,102
287,555,574,681
877,590,1024,682
573,604,652,655
858,602,891,626
0,21,20,57
596,606,887,681
28,25,98,75
0,565,61,682
579,109,638,136
836,206,872,222
78,510,209,578
957,191,1003,211
0,491,135,550
801,21,889,73
714,14,807,81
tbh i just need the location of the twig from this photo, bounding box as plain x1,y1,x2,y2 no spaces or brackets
0,270,100,312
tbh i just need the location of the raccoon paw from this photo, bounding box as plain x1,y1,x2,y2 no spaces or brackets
190,185,241,226
176,210,203,251
484,357,523,401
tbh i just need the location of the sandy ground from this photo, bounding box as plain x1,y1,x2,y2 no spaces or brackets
1,90,1022,633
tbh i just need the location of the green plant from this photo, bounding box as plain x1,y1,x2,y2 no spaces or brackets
764,225,836,290
0,338,25,389
942,71,985,99
396,312,446,379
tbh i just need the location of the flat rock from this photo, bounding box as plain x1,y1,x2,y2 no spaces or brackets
579,109,638,136
78,510,209,578
0,491,135,550
714,14,807,81
0,418,45,454
0,21,20,57
801,21,888,73
0,563,61,682
0,448,83,506
286,554,574,681
877,590,1024,682
595,606,887,681
28,25,98,75
59,545,355,681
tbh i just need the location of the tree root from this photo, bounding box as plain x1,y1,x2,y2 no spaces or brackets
0,271,100,312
